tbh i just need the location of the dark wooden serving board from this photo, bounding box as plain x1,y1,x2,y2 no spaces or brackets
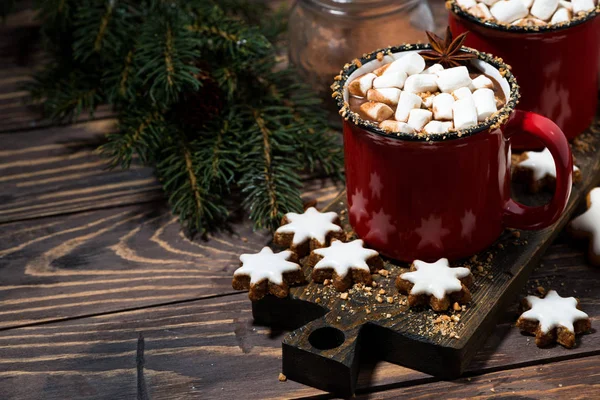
251,114,600,396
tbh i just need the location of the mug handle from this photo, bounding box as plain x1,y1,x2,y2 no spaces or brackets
503,110,573,230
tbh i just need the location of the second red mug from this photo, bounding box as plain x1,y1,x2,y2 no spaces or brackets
448,2,600,149
332,45,574,262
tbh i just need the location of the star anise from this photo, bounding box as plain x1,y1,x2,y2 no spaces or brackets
419,27,477,68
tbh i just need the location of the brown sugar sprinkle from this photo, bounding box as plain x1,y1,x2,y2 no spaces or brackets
453,302,461,311
376,296,384,303
353,58,362,68
379,289,386,295
386,296,394,304
340,292,349,300
278,373,287,382
376,52,384,61
378,269,390,277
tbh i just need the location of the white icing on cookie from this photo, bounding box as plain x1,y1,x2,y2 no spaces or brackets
313,239,378,278
520,290,589,334
401,258,470,300
519,147,579,181
570,188,600,255
276,207,342,246
235,247,300,285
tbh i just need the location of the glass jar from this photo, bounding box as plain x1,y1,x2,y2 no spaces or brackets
289,0,436,107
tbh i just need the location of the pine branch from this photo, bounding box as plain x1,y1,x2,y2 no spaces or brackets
100,106,164,169
155,130,228,233
27,0,343,232
23,63,103,121
239,107,304,230
136,10,201,106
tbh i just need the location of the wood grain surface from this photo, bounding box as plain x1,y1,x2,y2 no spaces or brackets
0,120,163,222
0,237,598,400
0,179,341,329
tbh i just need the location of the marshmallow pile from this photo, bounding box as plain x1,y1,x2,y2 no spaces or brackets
348,52,503,135
457,0,598,27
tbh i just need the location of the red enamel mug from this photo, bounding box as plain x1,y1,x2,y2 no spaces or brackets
448,2,600,149
332,45,573,262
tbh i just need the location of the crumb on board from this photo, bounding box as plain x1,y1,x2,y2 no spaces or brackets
278,373,287,382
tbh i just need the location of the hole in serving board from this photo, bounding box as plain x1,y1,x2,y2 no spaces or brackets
308,327,345,350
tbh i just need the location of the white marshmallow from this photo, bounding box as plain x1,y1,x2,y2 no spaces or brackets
472,88,498,121
457,0,478,9
469,3,494,19
373,71,407,89
559,1,573,10
360,102,394,122
550,7,571,23
471,75,494,90
422,94,435,108
366,88,401,106
348,73,376,97
453,86,473,100
423,121,454,135
531,0,559,21
395,91,422,122
436,66,472,93
520,0,534,8
404,74,438,93
407,109,433,131
490,0,529,23
385,53,426,76
572,0,595,14
433,93,455,120
453,98,478,130
480,0,500,6
423,63,445,75
379,120,416,134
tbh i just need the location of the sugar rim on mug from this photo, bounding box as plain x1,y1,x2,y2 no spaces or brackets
447,0,600,34
331,43,520,142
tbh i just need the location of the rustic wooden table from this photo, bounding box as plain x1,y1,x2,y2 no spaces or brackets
1,4,599,400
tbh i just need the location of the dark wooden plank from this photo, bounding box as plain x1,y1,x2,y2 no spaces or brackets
0,120,163,223
354,356,600,399
0,238,598,400
0,180,342,329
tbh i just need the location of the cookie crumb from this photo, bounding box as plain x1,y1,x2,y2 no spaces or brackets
376,296,384,303
379,269,390,277
340,292,349,300
453,302,461,311
386,296,394,304
278,373,287,382
379,289,386,295
512,230,521,238
323,279,330,286
315,297,321,303
537,286,546,296
386,313,392,318
490,388,495,393
371,281,378,288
